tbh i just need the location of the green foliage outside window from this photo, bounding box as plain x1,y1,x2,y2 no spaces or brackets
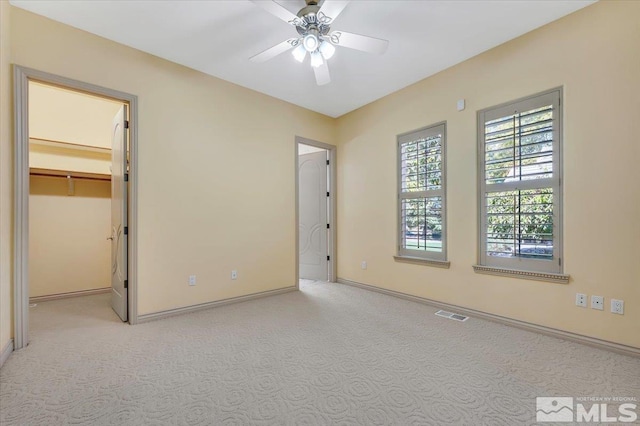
484,106,555,258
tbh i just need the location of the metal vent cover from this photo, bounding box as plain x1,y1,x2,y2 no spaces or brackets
435,310,469,322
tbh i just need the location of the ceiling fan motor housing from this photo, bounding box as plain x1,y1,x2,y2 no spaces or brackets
295,4,332,38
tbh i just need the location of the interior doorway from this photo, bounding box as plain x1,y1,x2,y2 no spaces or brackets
13,66,139,350
296,137,336,284
28,82,123,311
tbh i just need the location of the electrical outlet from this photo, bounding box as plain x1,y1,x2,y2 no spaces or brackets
611,299,624,315
231,270,238,280
591,295,604,310
575,293,587,308
361,261,367,270
188,275,196,286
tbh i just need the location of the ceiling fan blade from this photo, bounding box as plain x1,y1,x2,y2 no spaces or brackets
313,61,331,86
330,31,389,55
250,39,298,63
250,0,302,26
318,0,349,24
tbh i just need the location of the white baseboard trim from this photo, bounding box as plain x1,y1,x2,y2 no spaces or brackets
337,278,640,358
0,339,14,368
30,287,111,303
138,286,298,323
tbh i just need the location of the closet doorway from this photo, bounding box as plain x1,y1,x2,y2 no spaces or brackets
296,137,337,284
13,67,139,350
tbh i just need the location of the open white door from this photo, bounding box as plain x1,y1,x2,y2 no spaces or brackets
299,150,329,281
111,105,128,321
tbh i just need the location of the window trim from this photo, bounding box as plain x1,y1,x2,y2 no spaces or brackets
397,121,447,262
477,88,564,275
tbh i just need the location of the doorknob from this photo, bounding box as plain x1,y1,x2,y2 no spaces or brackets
107,236,114,241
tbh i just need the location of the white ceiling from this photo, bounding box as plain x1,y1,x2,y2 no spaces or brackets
11,0,594,118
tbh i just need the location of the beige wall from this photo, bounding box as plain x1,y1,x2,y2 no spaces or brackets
29,141,111,175
1,1,13,351
28,80,120,176
29,176,110,297
336,0,640,349
9,6,336,316
29,81,123,149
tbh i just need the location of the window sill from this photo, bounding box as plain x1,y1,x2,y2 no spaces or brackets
472,265,569,284
393,256,450,269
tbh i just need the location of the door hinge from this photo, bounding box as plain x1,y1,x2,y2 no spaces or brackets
326,159,330,165
124,173,129,182
124,226,128,235
124,279,128,289
326,192,330,197
327,255,330,261
326,223,330,229
124,120,129,129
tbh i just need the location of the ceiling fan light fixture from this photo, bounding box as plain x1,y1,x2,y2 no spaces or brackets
250,0,389,86
292,43,307,63
318,40,335,60
310,51,324,68
303,32,319,52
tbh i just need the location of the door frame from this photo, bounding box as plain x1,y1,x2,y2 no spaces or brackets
12,65,139,350
295,136,337,285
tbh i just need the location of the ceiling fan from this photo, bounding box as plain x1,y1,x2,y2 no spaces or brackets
250,0,389,86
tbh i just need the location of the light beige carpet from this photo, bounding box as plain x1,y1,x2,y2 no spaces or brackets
1,281,638,425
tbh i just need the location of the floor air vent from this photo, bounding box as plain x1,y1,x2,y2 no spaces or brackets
435,310,469,322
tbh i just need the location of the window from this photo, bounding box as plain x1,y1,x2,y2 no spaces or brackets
397,123,446,261
478,89,562,274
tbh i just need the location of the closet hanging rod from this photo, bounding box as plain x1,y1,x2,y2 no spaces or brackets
29,168,111,182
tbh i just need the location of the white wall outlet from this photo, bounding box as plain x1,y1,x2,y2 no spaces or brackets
611,299,624,315
361,261,367,270
591,295,604,310
188,275,196,286
575,293,587,308
231,270,238,280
